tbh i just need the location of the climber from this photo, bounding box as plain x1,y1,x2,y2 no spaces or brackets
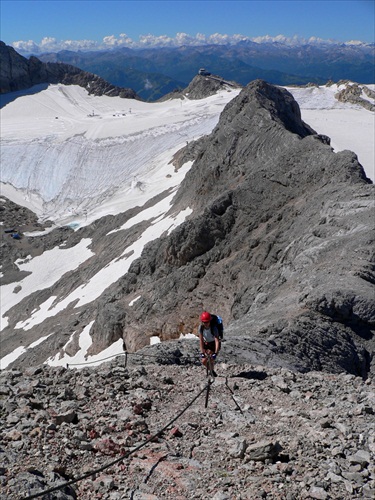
198,311,220,375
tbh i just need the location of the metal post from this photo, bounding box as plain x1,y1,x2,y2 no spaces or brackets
205,382,211,408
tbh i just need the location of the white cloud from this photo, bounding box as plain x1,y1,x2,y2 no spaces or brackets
10,33,372,55
207,33,247,45
138,34,175,47
346,39,369,46
251,34,337,46
102,34,119,46
12,39,41,53
40,36,58,48
103,33,134,48
175,32,197,45
13,36,100,54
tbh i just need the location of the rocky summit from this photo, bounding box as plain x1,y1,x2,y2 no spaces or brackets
0,344,374,499
159,73,242,101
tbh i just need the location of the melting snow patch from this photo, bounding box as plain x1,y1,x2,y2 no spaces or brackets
180,333,198,339
15,296,57,331
106,161,193,236
150,336,161,345
0,238,94,330
0,332,52,370
24,227,58,237
0,346,27,370
129,295,141,306
29,333,54,348
46,323,125,369
15,255,32,266
46,321,94,367
2,199,192,332
167,207,192,235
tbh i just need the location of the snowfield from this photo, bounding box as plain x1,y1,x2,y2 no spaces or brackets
1,83,373,229
1,84,241,227
0,82,374,369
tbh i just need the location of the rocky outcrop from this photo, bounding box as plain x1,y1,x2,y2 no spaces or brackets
335,82,375,111
159,73,242,101
1,351,374,498
0,41,138,98
0,197,56,286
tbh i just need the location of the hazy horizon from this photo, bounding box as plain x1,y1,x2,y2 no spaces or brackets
2,0,374,55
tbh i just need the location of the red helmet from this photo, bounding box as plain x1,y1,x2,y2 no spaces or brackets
200,311,211,322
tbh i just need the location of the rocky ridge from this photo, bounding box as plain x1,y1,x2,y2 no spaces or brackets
1,340,374,499
0,41,138,99
90,80,375,375
1,78,374,381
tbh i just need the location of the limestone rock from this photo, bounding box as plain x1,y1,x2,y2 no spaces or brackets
1,357,374,499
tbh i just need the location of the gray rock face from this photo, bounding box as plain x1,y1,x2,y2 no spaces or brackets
0,41,138,99
1,78,374,379
0,197,58,286
91,80,374,376
1,355,374,499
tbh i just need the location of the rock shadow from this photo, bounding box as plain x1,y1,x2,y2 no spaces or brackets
0,83,49,108
350,323,374,342
233,370,268,380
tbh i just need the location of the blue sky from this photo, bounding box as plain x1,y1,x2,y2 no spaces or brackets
1,0,374,51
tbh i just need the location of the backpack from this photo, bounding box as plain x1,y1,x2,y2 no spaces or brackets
210,314,224,340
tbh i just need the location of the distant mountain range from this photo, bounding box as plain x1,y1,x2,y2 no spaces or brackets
0,41,138,99
34,40,375,101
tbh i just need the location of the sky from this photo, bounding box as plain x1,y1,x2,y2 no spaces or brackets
1,0,374,54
